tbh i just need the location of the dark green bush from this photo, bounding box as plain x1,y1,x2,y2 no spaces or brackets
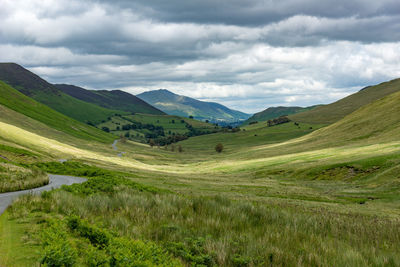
67,216,110,248
232,254,251,267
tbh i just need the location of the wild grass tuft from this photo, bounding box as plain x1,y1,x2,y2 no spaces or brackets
0,163,48,192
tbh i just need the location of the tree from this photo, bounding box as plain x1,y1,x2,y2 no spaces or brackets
189,115,194,119
178,145,183,153
149,139,156,147
101,126,110,133
215,143,224,153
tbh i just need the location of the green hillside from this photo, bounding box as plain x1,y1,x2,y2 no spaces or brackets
290,78,400,124
306,89,400,146
0,63,124,124
137,89,251,123
0,81,114,143
244,106,317,124
55,84,164,115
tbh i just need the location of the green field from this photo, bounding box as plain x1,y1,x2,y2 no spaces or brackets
1,79,400,265
97,113,219,143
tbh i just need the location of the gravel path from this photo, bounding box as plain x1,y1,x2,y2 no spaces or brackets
112,139,118,151
0,174,86,215
112,139,126,157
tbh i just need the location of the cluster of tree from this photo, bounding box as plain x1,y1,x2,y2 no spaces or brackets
121,123,165,139
163,144,184,152
249,121,258,125
185,124,218,137
150,123,219,146
267,116,290,127
121,122,162,131
152,134,189,146
221,126,241,133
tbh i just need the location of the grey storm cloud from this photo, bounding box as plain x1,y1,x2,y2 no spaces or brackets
94,0,400,26
1,0,400,113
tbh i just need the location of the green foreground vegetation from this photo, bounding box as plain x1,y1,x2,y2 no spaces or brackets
0,79,400,266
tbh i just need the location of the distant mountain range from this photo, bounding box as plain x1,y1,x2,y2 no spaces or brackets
0,63,163,125
137,89,251,123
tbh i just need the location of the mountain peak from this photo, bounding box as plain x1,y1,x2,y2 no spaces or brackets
137,89,250,122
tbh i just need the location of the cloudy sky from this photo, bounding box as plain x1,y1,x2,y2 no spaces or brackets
1,0,400,113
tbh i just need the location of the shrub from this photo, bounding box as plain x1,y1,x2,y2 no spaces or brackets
149,139,156,147
86,246,110,267
215,143,224,153
67,216,110,248
232,254,251,267
41,240,77,267
40,222,77,267
101,127,110,133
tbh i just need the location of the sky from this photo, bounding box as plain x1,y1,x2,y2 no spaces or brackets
1,0,400,113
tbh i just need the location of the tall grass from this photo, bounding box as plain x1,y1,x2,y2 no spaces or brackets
0,164,48,192
10,187,400,266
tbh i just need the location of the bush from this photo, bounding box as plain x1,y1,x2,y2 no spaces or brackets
149,139,156,147
41,240,77,267
232,254,251,267
67,216,110,248
215,143,224,153
40,222,77,267
86,246,110,267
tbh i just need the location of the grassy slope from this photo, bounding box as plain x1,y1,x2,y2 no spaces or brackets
33,90,124,125
244,106,317,124
180,121,323,154
55,84,164,115
290,78,400,124
304,89,400,146
0,81,114,143
0,63,124,124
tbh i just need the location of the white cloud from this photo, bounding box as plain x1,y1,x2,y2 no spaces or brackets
0,0,400,113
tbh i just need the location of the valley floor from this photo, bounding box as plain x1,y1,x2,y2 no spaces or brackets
1,116,400,266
